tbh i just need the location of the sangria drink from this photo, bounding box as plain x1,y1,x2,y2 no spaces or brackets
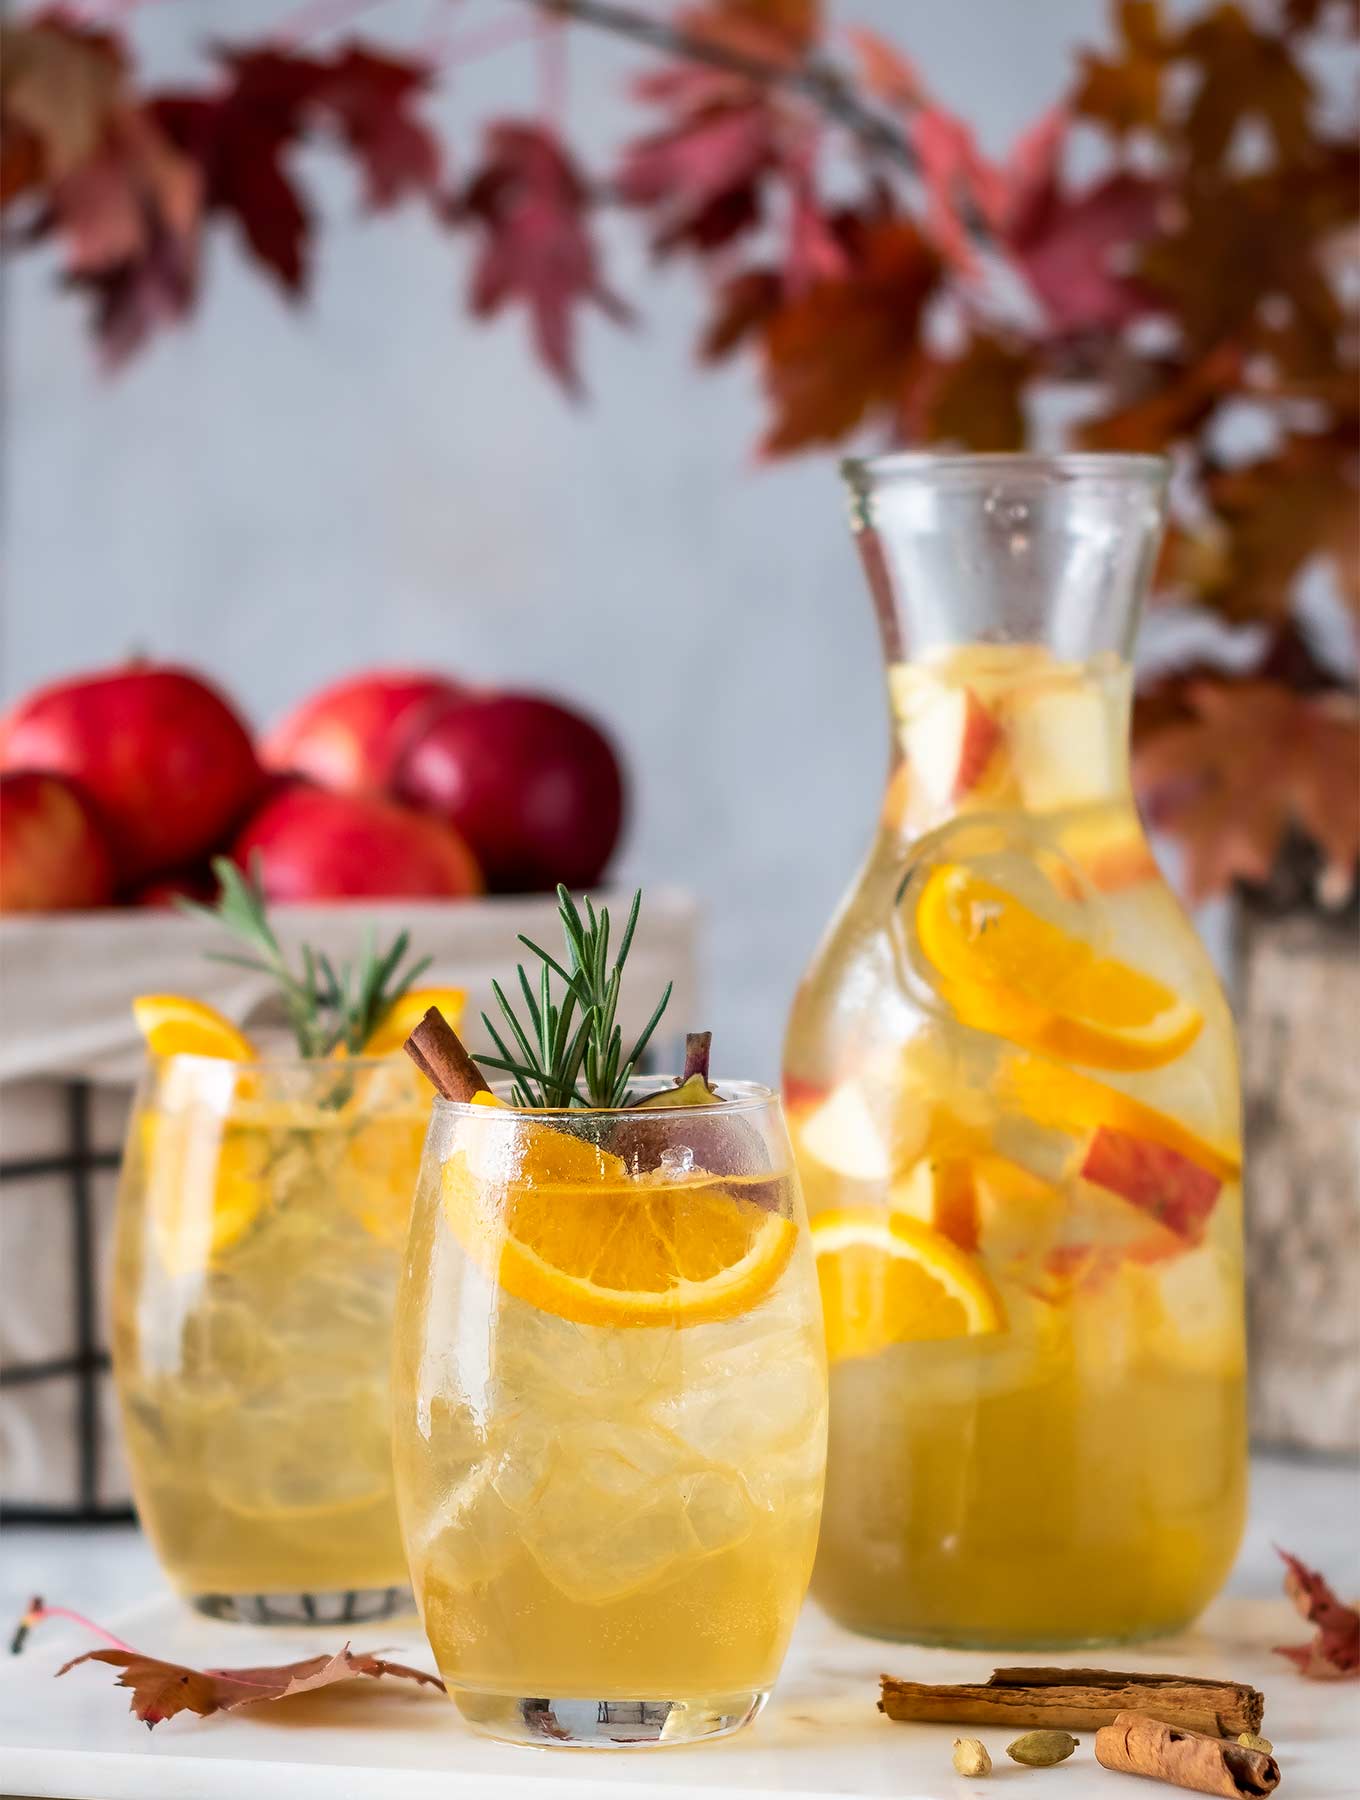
112,1053,428,1620
785,455,1246,1647
392,897,826,1748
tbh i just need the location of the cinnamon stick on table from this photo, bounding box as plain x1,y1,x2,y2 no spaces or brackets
1096,1710,1281,1797
879,1668,1264,1738
403,1009,491,1102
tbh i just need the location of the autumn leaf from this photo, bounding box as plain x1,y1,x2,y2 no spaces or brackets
1178,4,1314,170
1274,1548,1360,1680
59,1643,444,1727
1081,343,1242,452
457,121,629,393
754,217,940,453
0,17,124,200
312,46,441,209
844,26,925,108
1196,441,1360,621
1073,0,1169,136
903,336,1032,450
1133,676,1360,901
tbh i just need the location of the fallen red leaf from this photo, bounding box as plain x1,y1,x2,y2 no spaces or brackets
1274,1548,1360,1680
59,1643,444,1728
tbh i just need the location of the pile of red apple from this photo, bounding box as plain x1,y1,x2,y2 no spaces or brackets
0,663,625,912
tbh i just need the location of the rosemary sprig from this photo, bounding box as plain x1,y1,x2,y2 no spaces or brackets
179,856,433,1057
477,885,672,1107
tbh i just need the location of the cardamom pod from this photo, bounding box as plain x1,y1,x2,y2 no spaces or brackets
952,1737,992,1777
1237,1731,1274,1753
1007,1729,1079,1766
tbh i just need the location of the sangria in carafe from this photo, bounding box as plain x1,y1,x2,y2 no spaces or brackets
785,454,1246,1648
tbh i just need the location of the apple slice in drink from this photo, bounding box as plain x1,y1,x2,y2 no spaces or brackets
1079,1123,1223,1244
1005,681,1118,811
898,684,1005,807
892,1157,979,1251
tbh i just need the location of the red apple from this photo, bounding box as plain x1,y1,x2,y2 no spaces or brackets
901,685,1003,806
261,671,462,796
233,782,482,902
0,771,116,911
1079,1124,1222,1242
0,664,261,884
396,693,625,893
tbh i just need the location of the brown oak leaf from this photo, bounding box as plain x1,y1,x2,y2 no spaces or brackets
458,121,629,393
1133,676,1360,901
903,336,1033,451
753,216,941,453
1178,3,1314,170
58,1643,444,1728
1274,1548,1360,1680
1073,0,1170,136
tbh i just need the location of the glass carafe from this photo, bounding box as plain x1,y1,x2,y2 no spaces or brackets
784,454,1246,1648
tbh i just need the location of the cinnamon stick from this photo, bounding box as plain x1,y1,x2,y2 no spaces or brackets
879,1668,1264,1737
1095,1710,1281,1796
403,1008,490,1101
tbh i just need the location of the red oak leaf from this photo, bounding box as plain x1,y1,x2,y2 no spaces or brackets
155,44,439,296
458,121,629,393
153,52,325,295
311,46,441,209
1009,169,1164,335
1274,1548,1360,1680
617,98,778,255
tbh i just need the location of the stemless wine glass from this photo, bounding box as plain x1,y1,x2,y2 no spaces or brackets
392,1079,827,1748
111,1052,427,1623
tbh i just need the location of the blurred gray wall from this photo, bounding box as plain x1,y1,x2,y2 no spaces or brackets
3,0,1115,1080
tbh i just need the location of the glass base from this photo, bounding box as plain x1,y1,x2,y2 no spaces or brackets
452,1687,770,1747
190,1584,414,1626
824,1613,1199,1652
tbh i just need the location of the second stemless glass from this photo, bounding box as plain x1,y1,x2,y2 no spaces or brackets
112,1053,427,1622
392,1081,827,1748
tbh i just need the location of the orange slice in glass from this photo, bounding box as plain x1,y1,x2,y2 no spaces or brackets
441,1122,796,1327
132,995,256,1060
811,1207,1004,1363
916,864,1202,1071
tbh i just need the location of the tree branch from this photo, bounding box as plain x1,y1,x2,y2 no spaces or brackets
506,0,920,173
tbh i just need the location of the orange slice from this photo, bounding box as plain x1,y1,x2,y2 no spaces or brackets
811,1207,1004,1363
355,987,467,1057
441,1122,796,1327
142,1117,264,1272
916,864,1202,1071
1001,1054,1241,1183
132,995,256,1060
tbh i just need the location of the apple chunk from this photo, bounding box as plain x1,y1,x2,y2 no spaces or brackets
1007,683,1115,811
900,685,1003,806
892,1157,978,1250
1079,1125,1222,1242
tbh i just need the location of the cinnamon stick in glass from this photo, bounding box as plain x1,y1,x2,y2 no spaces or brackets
1095,1710,1281,1796
403,1008,490,1102
879,1667,1264,1737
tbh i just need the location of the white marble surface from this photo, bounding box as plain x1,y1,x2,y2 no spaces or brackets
2,1455,1356,1799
